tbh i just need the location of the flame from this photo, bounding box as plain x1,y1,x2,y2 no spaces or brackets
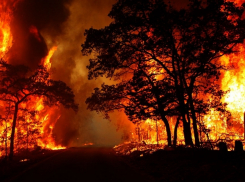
220,46,245,113
0,1,64,157
200,0,245,145
0,1,14,58
42,46,57,70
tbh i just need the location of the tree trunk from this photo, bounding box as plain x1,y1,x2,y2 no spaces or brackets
174,79,193,146
189,94,200,147
173,117,180,147
26,117,29,151
161,115,172,146
9,103,19,160
155,120,159,146
182,115,193,146
154,87,172,146
5,120,8,158
178,94,193,146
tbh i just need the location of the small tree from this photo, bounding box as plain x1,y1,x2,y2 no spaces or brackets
0,61,78,160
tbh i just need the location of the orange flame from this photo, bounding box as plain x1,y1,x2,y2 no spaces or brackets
42,46,57,70
0,1,14,58
0,1,64,157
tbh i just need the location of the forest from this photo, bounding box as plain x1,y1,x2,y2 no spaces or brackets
2,0,245,181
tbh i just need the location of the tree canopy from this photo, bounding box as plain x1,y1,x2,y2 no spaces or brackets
82,0,245,147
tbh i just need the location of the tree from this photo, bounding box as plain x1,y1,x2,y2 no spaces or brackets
0,60,78,160
86,69,178,146
82,0,245,147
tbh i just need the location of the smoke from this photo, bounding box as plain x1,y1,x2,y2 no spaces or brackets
8,0,71,68
48,0,129,147
8,0,133,147
8,0,190,147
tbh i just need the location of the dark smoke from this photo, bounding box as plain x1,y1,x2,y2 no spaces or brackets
9,0,72,68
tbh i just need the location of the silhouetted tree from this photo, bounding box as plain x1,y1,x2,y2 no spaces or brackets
0,60,78,160
86,69,178,146
82,0,245,147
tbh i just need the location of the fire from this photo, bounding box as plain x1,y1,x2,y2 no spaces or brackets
0,1,13,58
221,48,245,115
0,1,65,157
42,46,57,70
2,0,245,158
227,0,245,6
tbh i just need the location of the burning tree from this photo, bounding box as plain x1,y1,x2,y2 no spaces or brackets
82,0,245,147
0,61,78,160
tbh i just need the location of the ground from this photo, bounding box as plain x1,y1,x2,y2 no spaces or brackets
1,147,150,182
119,148,245,182
1,147,245,182
0,149,63,181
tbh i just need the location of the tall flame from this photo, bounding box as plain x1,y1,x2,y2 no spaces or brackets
0,1,14,58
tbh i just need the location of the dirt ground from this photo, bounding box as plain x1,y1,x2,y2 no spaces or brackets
119,148,245,182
